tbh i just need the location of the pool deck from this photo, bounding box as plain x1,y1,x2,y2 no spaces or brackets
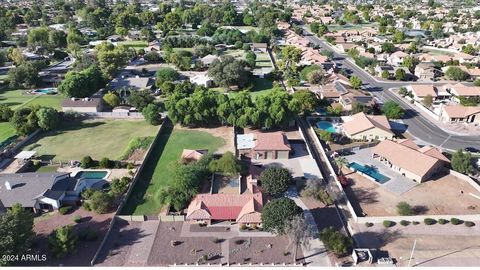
343,147,418,195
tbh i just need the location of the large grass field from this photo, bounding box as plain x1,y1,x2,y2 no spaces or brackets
23,119,159,161
0,88,64,110
122,121,225,215
0,122,16,144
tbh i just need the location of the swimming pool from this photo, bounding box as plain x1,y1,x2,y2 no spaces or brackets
316,121,337,133
33,88,57,94
349,162,390,184
76,171,108,179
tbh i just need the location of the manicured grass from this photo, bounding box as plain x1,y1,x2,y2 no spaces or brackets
122,121,225,215
0,122,16,144
0,88,63,110
328,22,378,31
224,49,244,58
172,47,193,52
36,164,60,173
23,119,159,161
214,77,276,100
117,40,148,51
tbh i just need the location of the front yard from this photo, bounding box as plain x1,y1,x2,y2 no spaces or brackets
23,119,159,161
121,121,225,215
0,122,16,144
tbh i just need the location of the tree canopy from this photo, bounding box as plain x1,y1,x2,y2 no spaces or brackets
0,204,34,266
451,149,473,175
259,166,292,196
381,101,405,119
208,55,251,88
261,198,303,235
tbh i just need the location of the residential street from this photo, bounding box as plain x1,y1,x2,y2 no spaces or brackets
302,29,480,150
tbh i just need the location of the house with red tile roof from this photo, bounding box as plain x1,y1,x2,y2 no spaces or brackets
181,149,208,163
237,132,291,160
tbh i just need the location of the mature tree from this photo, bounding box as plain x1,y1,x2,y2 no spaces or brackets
9,48,25,65
262,198,303,234
128,90,154,111
393,30,405,43
292,90,317,115
144,51,162,63
382,101,405,119
103,92,120,108
10,107,38,136
245,51,257,68
48,30,67,49
285,215,314,263
319,227,352,256
0,204,34,266
27,27,49,49
208,55,251,88
395,68,406,81
36,107,59,131
462,44,477,55
279,45,302,75
307,69,325,85
208,151,243,175
142,103,161,125
87,191,114,214
349,76,362,89
110,177,130,195
160,12,183,33
423,94,433,107
259,166,292,196
8,62,40,88
155,67,179,87
451,149,473,175
0,104,13,122
320,49,334,59
97,43,130,79
381,70,390,79
381,42,396,53
48,225,77,258
58,66,103,97
445,66,469,81
300,180,333,205
402,56,419,73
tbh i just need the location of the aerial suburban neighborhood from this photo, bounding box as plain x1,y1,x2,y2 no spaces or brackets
1,0,480,268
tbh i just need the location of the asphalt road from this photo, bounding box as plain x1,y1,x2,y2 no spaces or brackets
303,32,480,150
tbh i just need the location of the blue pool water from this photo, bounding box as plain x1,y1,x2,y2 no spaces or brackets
349,162,390,184
316,121,337,133
76,171,108,179
33,88,57,94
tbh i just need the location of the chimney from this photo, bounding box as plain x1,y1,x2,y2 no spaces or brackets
5,181,11,190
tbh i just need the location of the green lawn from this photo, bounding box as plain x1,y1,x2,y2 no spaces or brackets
224,49,244,58
122,121,225,215
117,40,148,51
0,122,16,144
213,77,276,99
23,119,159,161
171,47,194,52
0,88,63,110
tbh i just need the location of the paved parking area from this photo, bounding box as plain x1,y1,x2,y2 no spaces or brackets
343,148,417,195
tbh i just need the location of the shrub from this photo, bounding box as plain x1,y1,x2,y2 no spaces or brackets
239,224,247,231
424,218,436,225
412,221,420,225
58,206,71,215
73,215,82,223
213,238,223,243
400,220,410,226
235,239,244,245
450,218,461,225
396,201,413,216
319,227,352,256
464,221,475,227
83,202,91,211
383,220,394,227
126,163,135,170
99,157,112,168
438,219,448,225
365,222,373,227
80,155,94,168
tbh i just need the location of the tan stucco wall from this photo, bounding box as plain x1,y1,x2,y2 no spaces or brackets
348,127,394,141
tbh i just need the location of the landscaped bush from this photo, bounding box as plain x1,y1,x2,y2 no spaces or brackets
400,220,410,226
464,221,475,227
235,239,245,245
412,221,420,225
365,222,373,227
83,202,91,211
396,201,413,216
80,155,94,169
58,206,71,215
99,157,112,169
319,227,352,257
438,219,448,225
239,224,247,231
424,218,436,225
383,220,394,227
450,218,461,225
212,238,223,243
119,137,155,160
73,215,82,223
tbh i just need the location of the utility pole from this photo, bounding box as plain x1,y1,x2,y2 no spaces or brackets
408,239,417,267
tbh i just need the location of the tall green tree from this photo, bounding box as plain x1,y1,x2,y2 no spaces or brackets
0,204,34,266
451,149,473,174
48,225,77,258
259,166,293,196
261,198,303,234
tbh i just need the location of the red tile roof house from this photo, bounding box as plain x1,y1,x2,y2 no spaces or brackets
186,166,264,227
236,132,291,160
181,149,208,163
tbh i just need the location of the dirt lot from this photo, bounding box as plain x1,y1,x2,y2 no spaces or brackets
175,125,234,154
25,207,113,266
344,170,480,216
96,221,223,266
228,236,303,265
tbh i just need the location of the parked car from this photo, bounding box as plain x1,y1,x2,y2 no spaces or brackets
465,147,480,153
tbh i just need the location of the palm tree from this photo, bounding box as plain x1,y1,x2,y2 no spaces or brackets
334,157,349,175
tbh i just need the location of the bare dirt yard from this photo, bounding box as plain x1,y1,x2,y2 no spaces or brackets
344,170,480,216
228,236,303,265
25,207,113,266
175,125,234,154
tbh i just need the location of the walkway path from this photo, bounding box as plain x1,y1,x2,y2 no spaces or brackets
285,187,331,266
125,220,159,266
220,241,230,265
